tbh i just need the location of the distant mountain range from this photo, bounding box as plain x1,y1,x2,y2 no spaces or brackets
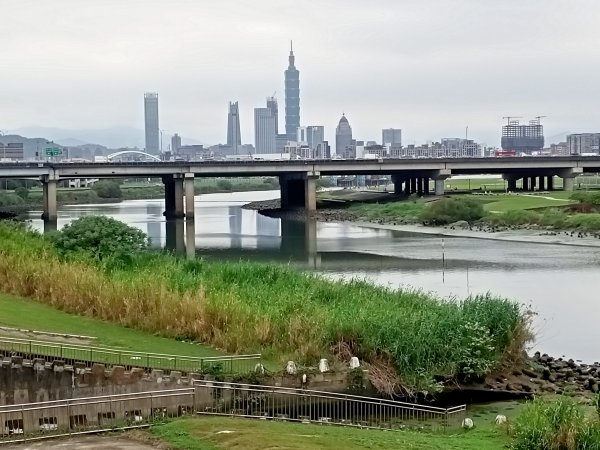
6,126,203,151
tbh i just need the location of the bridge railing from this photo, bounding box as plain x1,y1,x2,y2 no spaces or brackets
0,336,261,374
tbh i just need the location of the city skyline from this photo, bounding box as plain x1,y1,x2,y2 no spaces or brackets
3,1,600,148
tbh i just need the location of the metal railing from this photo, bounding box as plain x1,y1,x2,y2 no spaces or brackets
0,388,195,444
0,336,261,374
194,380,466,431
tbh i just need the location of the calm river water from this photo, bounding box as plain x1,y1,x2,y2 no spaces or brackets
27,190,600,363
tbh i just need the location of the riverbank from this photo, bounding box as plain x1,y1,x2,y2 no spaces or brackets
0,178,283,212
0,220,529,395
245,195,600,247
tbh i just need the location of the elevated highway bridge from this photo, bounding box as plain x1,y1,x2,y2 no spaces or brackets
1,156,598,224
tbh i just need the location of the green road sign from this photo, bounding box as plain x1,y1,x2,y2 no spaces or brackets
44,147,62,156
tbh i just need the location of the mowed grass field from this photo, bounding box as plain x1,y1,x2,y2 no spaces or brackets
0,293,223,358
475,192,577,213
149,409,518,450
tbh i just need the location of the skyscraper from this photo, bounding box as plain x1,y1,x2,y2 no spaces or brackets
254,101,277,153
227,101,241,154
284,41,300,140
382,128,402,146
266,96,279,135
336,114,354,157
144,92,159,154
171,133,181,154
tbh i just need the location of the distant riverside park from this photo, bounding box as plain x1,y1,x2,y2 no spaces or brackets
2,174,600,448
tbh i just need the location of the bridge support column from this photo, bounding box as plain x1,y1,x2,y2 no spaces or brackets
163,175,185,219
560,168,582,192
424,178,430,195
547,176,554,191
503,175,518,192
539,176,546,191
305,174,318,212
391,175,404,196
417,177,424,196
432,169,451,196
184,173,195,219
41,174,58,223
280,173,318,212
404,178,410,195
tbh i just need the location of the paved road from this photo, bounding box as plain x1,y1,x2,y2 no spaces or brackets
3,436,160,449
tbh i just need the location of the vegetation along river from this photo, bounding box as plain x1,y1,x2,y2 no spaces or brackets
26,189,600,364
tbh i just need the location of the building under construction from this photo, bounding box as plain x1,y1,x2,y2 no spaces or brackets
501,117,544,155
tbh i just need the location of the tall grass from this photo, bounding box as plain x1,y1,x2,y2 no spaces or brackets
511,397,600,450
485,209,600,232
0,222,527,391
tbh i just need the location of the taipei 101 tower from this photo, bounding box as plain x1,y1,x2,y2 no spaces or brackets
284,41,300,140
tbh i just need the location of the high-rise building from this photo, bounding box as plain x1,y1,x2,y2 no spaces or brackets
254,103,277,154
284,42,300,140
382,128,402,146
144,92,160,154
227,101,241,154
266,96,279,135
335,114,354,158
567,133,600,155
501,118,544,155
171,133,181,154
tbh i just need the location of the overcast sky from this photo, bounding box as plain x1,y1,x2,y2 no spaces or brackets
2,0,600,148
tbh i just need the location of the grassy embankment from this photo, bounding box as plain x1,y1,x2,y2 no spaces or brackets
341,188,600,231
0,293,221,357
148,395,600,450
148,410,513,450
0,222,526,391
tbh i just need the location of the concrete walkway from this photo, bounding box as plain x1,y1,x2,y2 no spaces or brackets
3,436,159,450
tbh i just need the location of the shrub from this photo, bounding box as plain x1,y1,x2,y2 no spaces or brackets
51,215,149,262
15,187,29,200
419,198,485,225
571,191,600,206
92,180,122,199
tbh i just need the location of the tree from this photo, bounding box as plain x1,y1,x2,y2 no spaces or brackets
51,216,150,262
92,180,122,199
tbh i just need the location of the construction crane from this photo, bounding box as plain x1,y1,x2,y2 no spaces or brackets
502,116,522,125
533,115,547,125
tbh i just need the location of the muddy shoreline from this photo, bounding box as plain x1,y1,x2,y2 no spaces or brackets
243,199,600,248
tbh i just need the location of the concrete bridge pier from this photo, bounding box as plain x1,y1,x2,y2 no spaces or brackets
163,175,185,219
561,168,582,192
391,175,404,196
279,173,318,212
539,176,546,191
40,174,58,223
547,176,554,191
503,175,518,192
432,169,451,196
184,173,195,219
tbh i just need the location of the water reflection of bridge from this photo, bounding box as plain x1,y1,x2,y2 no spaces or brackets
155,210,509,272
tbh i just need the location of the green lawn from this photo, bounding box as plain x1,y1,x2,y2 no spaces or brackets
477,192,576,213
0,293,222,358
150,414,513,450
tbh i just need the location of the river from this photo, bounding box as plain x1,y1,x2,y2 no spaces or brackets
27,190,600,364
